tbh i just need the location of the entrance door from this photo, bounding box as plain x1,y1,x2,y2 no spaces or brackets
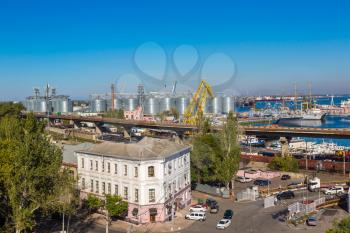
150,214,156,223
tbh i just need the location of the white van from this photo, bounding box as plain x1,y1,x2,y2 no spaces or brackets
185,212,206,221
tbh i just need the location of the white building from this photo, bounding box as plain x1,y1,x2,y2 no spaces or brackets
76,137,191,223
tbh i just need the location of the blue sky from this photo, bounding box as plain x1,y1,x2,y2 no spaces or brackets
0,0,350,100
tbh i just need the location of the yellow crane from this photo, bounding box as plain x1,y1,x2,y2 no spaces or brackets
183,80,214,125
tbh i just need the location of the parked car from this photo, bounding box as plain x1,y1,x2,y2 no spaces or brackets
281,174,291,180
216,219,231,229
276,191,295,200
185,212,206,221
189,205,207,212
223,209,234,219
210,203,219,214
254,179,271,186
323,186,344,195
236,176,253,183
306,216,317,226
206,198,217,208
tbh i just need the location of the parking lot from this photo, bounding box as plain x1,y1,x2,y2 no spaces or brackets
181,180,348,233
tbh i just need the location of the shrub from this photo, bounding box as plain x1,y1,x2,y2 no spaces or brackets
268,156,299,172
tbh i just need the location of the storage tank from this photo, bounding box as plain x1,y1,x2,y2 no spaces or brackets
38,98,49,113
203,98,212,114
124,97,138,112
91,98,107,113
222,96,235,114
159,96,176,113
144,96,160,115
176,96,190,115
211,96,223,114
51,96,73,113
107,98,123,111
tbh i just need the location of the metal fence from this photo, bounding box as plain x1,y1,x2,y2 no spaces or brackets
236,188,257,202
264,196,275,208
288,197,325,216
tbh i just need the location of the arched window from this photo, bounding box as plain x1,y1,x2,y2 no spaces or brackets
148,166,155,177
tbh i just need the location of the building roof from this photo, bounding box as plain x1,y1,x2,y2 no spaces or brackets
62,142,94,165
77,137,191,161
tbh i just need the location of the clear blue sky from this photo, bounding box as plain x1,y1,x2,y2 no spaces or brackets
1,0,350,100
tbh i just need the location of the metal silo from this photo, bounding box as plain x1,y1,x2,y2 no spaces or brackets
222,96,235,114
39,98,48,113
144,96,160,115
91,97,107,113
124,97,138,112
159,96,176,113
51,96,73,113
176,96,190,115
203,98,212,114
212,96,223,114
107,98,123,111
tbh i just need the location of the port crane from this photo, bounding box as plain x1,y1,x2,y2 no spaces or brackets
183,80,214,125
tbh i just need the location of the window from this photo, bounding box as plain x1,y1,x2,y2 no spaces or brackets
102,161,105,172
108,183,111,194
184,174,188,185
95,161,98,171
95,181,99,193
135,188,139,202
107,162,110,173
134,167,138,177
149,189,155,203
124,165,128,176
102,182,105,194
90,179,94,192
82,178,85,189
90,160,93,170
124,187,128,200
81,158,85,168
115,185,119,195
114,164,118,174
148,166,155,177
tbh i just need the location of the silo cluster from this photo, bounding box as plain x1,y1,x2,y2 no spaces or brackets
23,88,73,113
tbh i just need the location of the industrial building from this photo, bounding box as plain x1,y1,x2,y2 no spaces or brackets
23,87,73,113
89,94,235,115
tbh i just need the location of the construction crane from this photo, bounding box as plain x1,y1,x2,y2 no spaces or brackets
183,80,214,125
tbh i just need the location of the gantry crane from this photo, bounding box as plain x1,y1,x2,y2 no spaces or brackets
183,80,214,125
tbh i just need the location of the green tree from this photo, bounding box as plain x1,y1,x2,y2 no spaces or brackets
105,194,128,217
216,112,241,191
326,217,350,233
86,194,103,213
104,109,125,119
268,156,299,172
0,102,24,118
0,113,71,233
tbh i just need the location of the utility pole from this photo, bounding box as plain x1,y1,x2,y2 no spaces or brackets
62,212,65,233
105,197,109,233
111,83,116,111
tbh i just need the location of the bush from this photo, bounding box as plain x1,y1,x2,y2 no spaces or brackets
326,217,350,233
268,156,299,172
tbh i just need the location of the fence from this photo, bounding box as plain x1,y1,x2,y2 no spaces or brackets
264,196,275,208
288,197,325,216
236,187,258,202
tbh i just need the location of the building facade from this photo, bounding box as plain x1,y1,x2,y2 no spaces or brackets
76,137,191,224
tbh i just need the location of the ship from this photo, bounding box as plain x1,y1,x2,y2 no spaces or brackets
276,108,325,125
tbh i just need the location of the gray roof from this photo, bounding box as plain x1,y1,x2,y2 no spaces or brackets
62,142,94,165
77,137,191,161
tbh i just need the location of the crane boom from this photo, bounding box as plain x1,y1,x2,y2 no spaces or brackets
183,80,214,125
